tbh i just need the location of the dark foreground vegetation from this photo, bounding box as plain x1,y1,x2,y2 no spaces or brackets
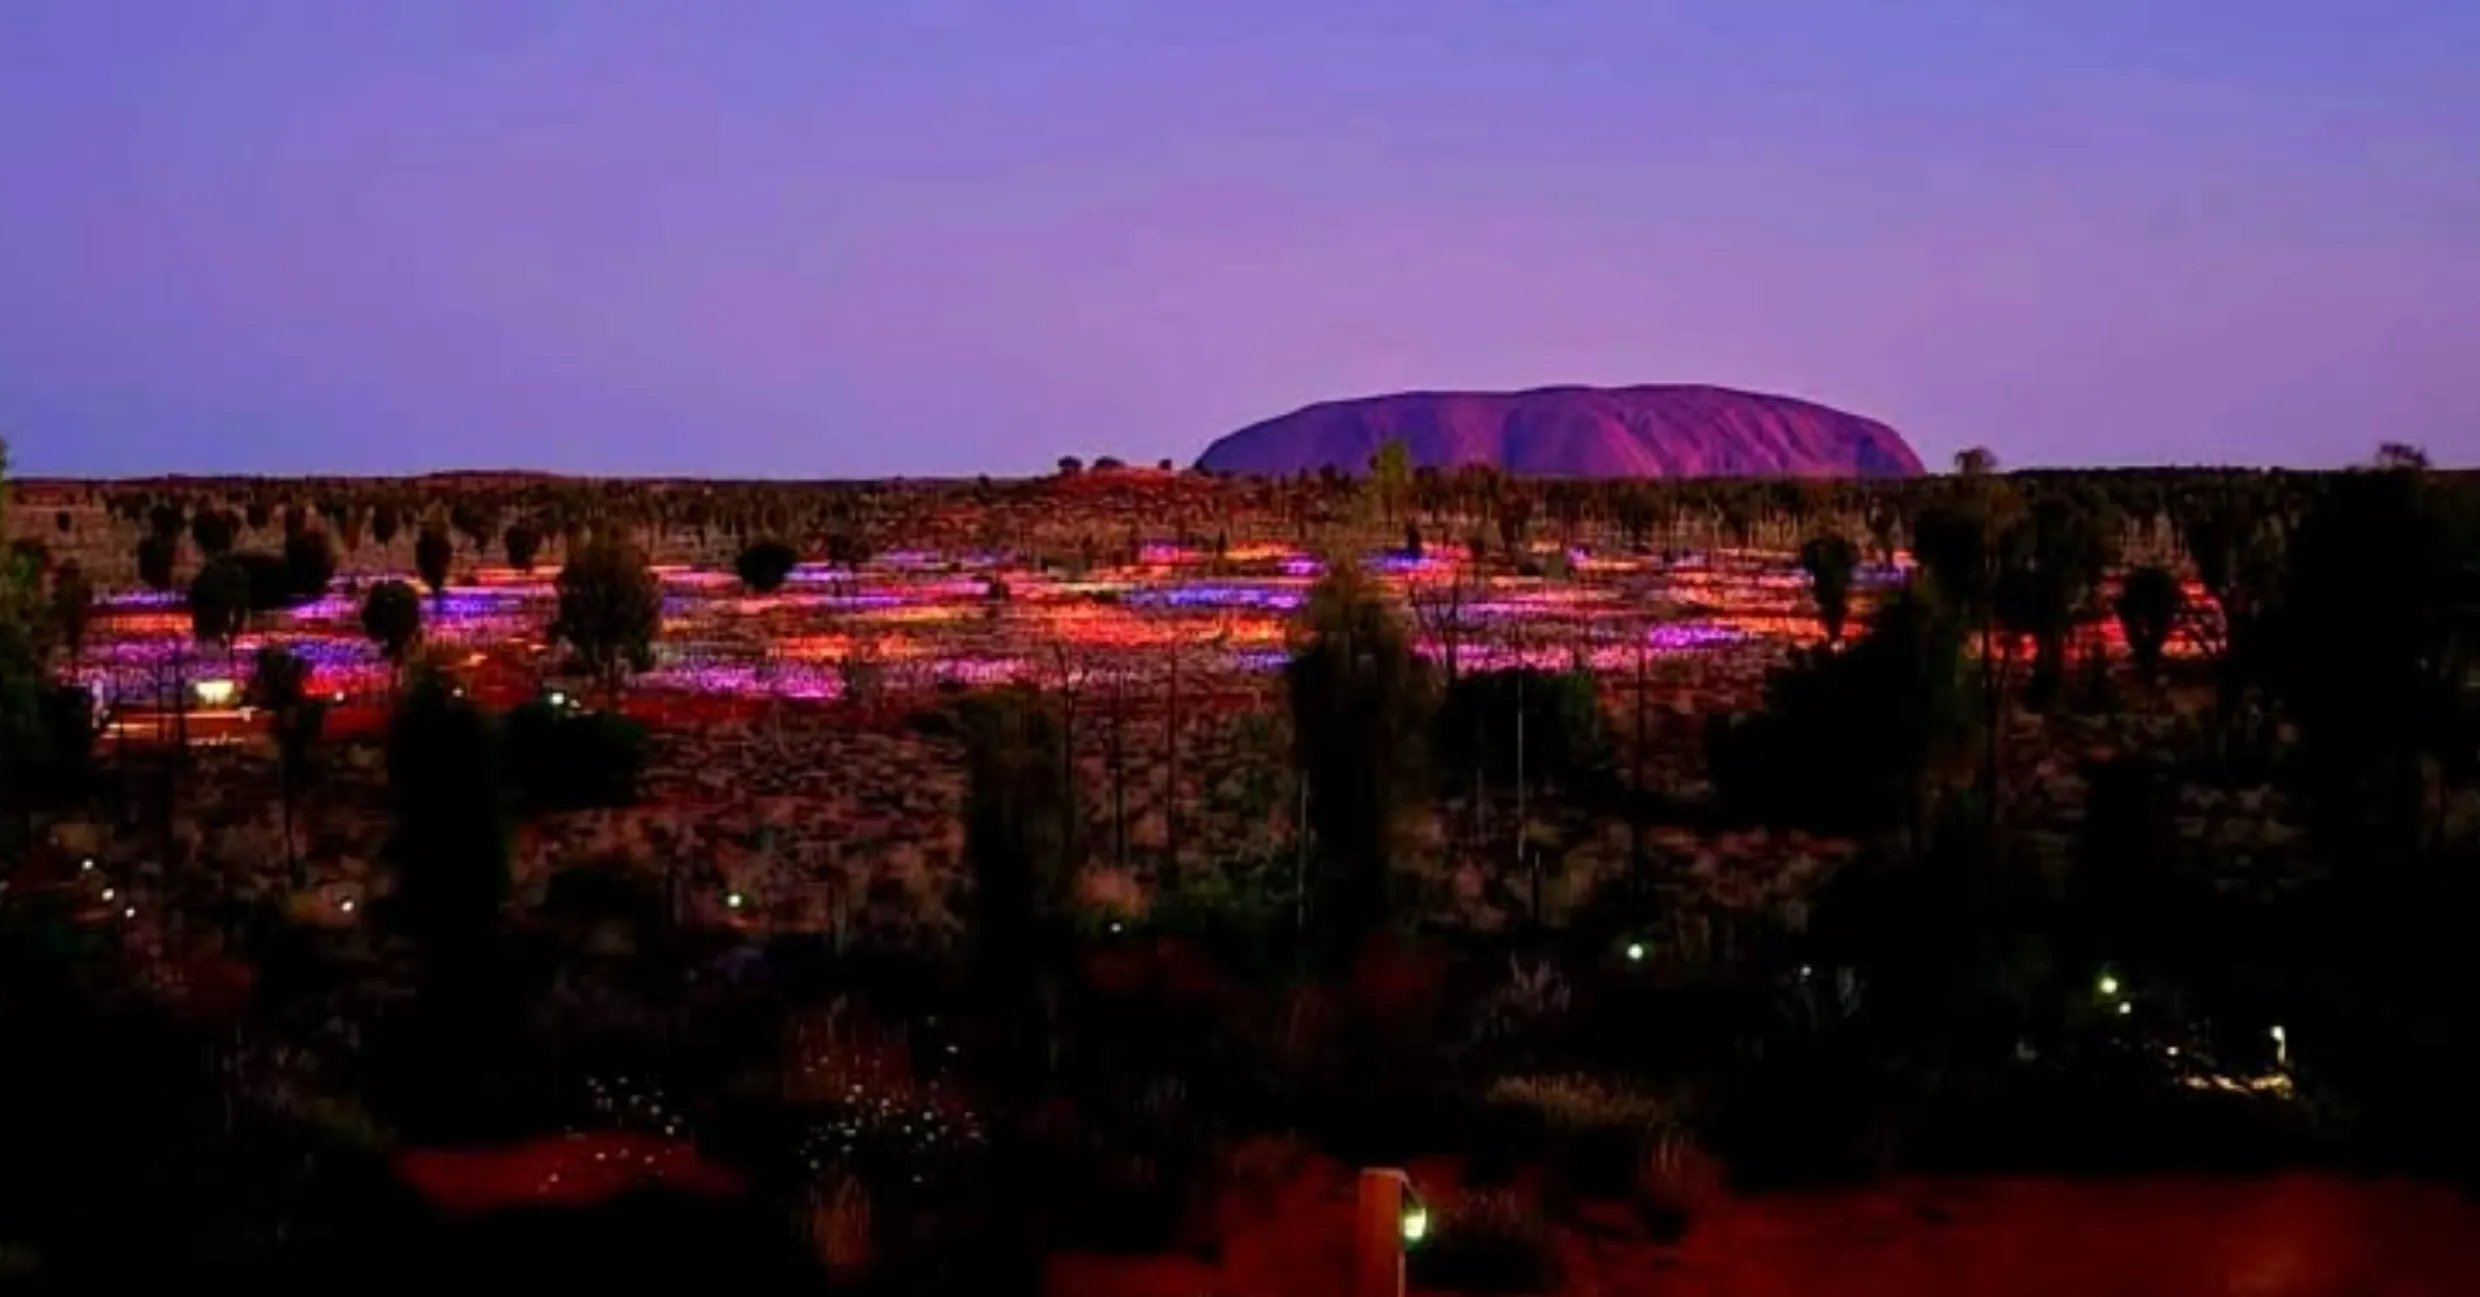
4,441,2479,1292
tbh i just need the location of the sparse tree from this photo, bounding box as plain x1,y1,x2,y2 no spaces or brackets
50,563,94,671
549,537,663,699
360,579,423,690
2113,564,2184,679
414,525,454,604
187,557,251,682
1285,555,1434,969
135,533,178,593
1370,438,1413,522
247,645,324,886
1799,533,1861,644
2374,442,2431,472
503,521,543,573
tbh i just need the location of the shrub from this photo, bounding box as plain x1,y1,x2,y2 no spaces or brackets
1406,1189,1563,1294
1485,1073,1680,1199
502,700,648,811
1632,1124,1725,1240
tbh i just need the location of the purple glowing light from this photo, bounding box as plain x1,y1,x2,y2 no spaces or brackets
100,589,183,609
1126,584,1304,612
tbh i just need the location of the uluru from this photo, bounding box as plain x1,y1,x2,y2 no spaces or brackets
1195,384,1925,478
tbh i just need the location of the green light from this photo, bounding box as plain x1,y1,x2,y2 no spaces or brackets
1401,1205,1429,1245
1625,942,1646,963
2097,974,2120,997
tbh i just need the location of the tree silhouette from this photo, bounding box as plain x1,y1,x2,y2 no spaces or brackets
413,526,454,604
189,508,237,558
2373,442,2431,472
1798,533,1861,644
135,533,178,593
0,441,64,842
246,645,324,886
1370,438,1413,522
734,539,799,594
187,557,250,664
49,563,93,671
1995,495,2115,708
369,503,401,551
1284,555,1433,969
384,663,508,950
549,537,663,699
2113,564,2184,678
2276,466,2472,857
502,521,542,573
282,528,338,601
359,580,423,692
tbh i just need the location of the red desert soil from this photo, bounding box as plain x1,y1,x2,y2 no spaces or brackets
1051,1170,2480,1297
1195,385,1926,479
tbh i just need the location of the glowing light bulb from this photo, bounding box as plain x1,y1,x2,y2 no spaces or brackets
340,899,356,914
123,907,136,919
1401,1205,1430,1245
2268,1025,2286,1044
80,858,94,871
2117,1001,2133,1017
2098,975,2120,997
549,691,566,707
100,888,115,901
726,892,745,909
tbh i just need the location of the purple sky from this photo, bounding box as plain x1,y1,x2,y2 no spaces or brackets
3,1,2475,478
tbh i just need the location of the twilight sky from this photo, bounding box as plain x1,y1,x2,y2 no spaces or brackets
3,1,2475,478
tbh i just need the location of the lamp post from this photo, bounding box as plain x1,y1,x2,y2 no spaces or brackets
1355,1167,1426,1297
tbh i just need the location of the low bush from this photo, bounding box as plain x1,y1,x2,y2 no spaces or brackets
1485,1073,1680,1198
1632,1124,1726,1241
1406,1189,1563,1294
503,700,648,810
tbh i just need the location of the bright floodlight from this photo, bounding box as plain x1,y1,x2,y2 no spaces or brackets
1625,941,1646,962
195,678,237,706
726,892,745,910
549,690,566,707
2118,1001,2133,1016
2269,1024,2286,1044
2098,974,2120,997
